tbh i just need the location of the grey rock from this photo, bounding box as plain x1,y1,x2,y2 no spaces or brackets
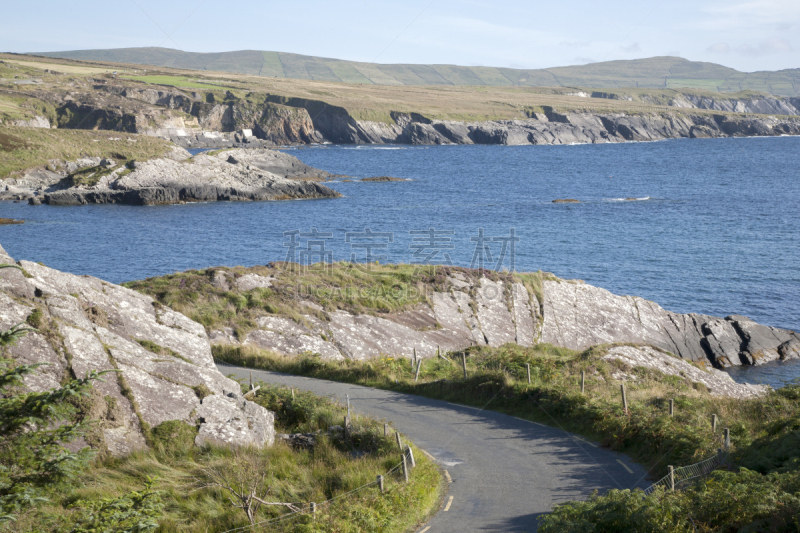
0,243,275,455
701,319,744,367
11,148,340,206
195,394,275,448
603,345,767,399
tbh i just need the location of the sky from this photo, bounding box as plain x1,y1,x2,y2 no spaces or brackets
1,0,798,72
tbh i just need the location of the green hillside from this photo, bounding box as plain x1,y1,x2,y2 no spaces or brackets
34,47,800,96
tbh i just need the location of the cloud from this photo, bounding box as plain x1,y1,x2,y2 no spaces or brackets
776,22,792,31
698,1,800,30
737,38,793,55
707,42,731,53
620,42,642,53
574,56,597,64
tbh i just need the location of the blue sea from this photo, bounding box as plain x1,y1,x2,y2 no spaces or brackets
2,137,799,387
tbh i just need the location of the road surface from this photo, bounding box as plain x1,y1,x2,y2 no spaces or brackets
219,364,648,532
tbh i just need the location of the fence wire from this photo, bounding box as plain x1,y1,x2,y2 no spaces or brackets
644,451,726,495
219,458,407,533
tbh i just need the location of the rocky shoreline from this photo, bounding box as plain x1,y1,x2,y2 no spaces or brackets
1,147,341,205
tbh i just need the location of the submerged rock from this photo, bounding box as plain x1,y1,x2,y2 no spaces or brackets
0,243,275,455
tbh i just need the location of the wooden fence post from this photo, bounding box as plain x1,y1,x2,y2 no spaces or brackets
384,423,389,437
669,398,674,417
668,466,675,491
402,453,409,483
415,359,422,382
346,394,350,418
344,416,351,441
462,353,468,379
395,431,403,451
377,475,384,493
310,502,316,519
291,387,295,400
621,383,628,414
580,370,585,394
249,372,252,390
413,347,417,366
406,446,416,467
724,427,731,449
717,448,724,466
526,363,531,384
711,414,717,433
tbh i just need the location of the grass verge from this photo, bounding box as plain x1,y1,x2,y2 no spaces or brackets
212,342,800,532
7,382,443,533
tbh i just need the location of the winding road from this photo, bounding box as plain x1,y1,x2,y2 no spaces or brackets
219,365,648,532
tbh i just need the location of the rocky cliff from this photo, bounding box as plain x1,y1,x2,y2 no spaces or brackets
2,147,340,205
194,267,800,371
0,243,275,456
15,80,800,147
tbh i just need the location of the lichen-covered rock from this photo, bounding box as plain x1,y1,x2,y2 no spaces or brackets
195,392,275,448
214,267,799,379
7,148,340,206
602,345,768,399
0,243,274,456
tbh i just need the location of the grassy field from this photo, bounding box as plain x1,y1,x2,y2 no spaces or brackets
2,53,793,128
213,343,800,532
36,48,800,97
8,381,443,533
122,75,239,91
0,126,173,179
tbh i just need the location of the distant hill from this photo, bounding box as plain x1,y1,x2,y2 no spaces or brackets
37,47,800,96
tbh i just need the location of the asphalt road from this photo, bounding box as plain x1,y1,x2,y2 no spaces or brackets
219,364,648,532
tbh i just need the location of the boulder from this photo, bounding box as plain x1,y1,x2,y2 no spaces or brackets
0,243,275,455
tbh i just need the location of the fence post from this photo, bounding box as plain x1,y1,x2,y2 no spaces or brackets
669,398,674,417
462,353,468,379
621,383,628,414
344,416,351,441
724,427,731,449
401,453,409,483
310,502,316,518
717,448,724,466
249,372,252,390
580,370,585,394
406,446,416,467
668,466,675,491
415,359,422,382
377,475,384,493
384,423,389,437
526,363,531,384
395,431,403,451
292,387,295,400
346,394,350,418
711,414,717,433
413,347,417,366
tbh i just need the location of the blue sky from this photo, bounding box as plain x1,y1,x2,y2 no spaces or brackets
1,0,798,72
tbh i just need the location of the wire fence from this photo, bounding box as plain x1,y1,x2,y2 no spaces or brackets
643,450,727,495
218,458,408,533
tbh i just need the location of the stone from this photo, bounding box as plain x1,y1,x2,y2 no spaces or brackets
602,345,767,399
701,319,744,367
0,243,275,455
195,394,275,448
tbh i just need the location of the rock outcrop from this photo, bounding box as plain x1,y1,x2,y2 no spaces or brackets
602,345,767,399
0,244,275,455
1,148,340,205
206,269,799,373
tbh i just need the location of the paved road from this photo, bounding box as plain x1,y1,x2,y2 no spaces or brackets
220,365,648,532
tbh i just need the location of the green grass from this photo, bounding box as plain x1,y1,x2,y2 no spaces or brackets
212,342,800,531
8,383,443,532
0,126,172,179
37,49,800,96
122,75,238,91
123,263,557,343
213,342,778,473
